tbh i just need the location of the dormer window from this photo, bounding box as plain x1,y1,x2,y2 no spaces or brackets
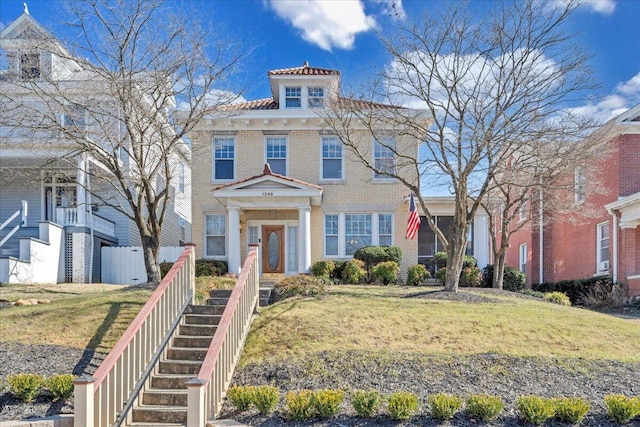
308,87,324,108
61,105,86,128
20,53,40,79
285,87,301,108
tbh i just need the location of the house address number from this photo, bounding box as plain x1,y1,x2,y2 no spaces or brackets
261,192,274,196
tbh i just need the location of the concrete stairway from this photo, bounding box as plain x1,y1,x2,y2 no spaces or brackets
130,303,224,425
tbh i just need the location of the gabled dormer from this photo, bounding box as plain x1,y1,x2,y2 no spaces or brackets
0,7,82,81
267,61,340,110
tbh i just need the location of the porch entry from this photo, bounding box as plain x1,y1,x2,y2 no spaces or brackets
261,225,284,273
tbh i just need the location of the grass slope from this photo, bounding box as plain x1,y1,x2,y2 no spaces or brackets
241,285,640,365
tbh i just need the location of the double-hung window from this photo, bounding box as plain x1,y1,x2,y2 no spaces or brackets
519,243,527,273
324,213,393,257
20,52,40,79
205,214,226,257
285,87,301,108
574,167,586,204
518,199,528,221
213,137,234,180
596,222,610,272
378,214,393,246
345,214,372,256
373,137,396,178
62,104,86,128
321,136,343,180
308,87,324,108
266,137,287,175
325,215,339,256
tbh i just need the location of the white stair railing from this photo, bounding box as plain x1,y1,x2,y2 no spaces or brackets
0,201,27,247
74,244,196,427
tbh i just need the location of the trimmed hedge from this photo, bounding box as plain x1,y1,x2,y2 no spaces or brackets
482,264,526,291
354,246,402,282
533,276,614,304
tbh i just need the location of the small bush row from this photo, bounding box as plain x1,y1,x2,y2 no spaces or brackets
533,276,616,304
4,373,75,403
226,388,640,424
160,259,229,279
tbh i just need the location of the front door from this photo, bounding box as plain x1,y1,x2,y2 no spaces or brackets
262,225,284,273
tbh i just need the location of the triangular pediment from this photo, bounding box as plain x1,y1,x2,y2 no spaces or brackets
1,13,51,41
230,175,319,192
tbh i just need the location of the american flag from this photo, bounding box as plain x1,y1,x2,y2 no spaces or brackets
406,193,421,239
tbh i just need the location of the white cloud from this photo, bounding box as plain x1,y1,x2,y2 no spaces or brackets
266,0,377,51
564,73,640,121
551,0,616,15
615,72,640,97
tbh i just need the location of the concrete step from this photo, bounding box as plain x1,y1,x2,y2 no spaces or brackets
206,297,230,306
173,335,213,348
158,359,202,375
166,347,207,361
179,324,217,336
184,314,221,325
150,373,194,390
209,289,232,298
142,389,187,406
129,423,185,427
132,405,187,424
185,304,222,315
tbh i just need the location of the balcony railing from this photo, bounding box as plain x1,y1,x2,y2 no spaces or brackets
55,207,115,237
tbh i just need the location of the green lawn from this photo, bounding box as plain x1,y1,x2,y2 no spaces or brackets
241,285,640,365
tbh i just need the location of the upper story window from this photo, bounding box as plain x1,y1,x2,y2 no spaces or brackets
373,137,396,179
596,222,610,272
574,167,586,204
20,53,40,79
518,198,528,221
61,105,86,128
213,137,235,181
321,136,343,180
308,87,324,108
285,87,302,108
266,136,287,175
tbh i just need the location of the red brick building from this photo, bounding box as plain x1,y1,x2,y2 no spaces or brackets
506,104,640,297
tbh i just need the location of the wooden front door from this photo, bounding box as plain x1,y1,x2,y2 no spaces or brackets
262,225,284,274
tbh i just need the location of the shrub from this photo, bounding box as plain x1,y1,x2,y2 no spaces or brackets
285,390,314,421
406,264,430,286
553,397,590,424
342,259,366,284
311,260,335,278
467,394,504,421
159,262,173,279
387,391,419,421
460,266,482,287
46,374,75,402
272,275,326,303
544,292,571,306
604,394,638,424
521,289,545,298
351,390,382,418
194,259,228,277
436,267,447,284
8,373,45,403
253,385,279,415
482,264,526,291
433,252,448,269
372,261,400,285
354,246,402,282
428,393,463,420
517,396,555,426
331,261,347,283
533,276,615,304
311,389,345,418
579,281,627,310
226,385,255,411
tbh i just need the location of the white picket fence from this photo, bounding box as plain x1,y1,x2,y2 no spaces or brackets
101,246,184,285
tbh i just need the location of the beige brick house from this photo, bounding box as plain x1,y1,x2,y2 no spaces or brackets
189,62,490,277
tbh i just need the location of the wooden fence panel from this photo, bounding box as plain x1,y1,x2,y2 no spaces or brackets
101,246,184,284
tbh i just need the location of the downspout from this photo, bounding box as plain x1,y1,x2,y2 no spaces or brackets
86,154,94,284
608,209,618,282
539,178,544,284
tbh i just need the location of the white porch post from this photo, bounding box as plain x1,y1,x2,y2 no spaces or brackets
473,213,489,268
76,157,87,226
298,207,311,273
228,206,241,274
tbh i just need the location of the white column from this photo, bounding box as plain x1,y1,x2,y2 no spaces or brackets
76,157,87,226
473,213,489,268
228,207,241,275
298,207,311,273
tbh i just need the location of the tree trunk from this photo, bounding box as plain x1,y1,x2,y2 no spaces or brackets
141,234,161,285
493,253,507,290
444,221,469,293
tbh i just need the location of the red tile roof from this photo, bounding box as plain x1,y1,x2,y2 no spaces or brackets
228,98,278,110
268,61,340,76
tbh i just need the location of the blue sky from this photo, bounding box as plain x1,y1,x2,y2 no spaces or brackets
1,0,639,120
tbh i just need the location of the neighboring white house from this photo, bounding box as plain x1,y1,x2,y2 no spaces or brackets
0,10,191,284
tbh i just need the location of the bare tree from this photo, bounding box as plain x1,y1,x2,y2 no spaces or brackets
1,0,242,284
324,0,599,292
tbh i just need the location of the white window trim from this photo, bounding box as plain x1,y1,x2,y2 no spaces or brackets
284,86,302,109
596,221,610,272
212,137,236,182
372,137,397,181
204,213,226,259
320,136,344,182
265,136,288,176
323,213,394,257
519,243,527,273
